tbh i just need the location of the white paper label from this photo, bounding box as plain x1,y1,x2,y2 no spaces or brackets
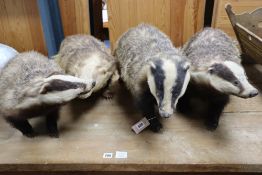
103,152,113,158
115,151,128,159
131,117,150,134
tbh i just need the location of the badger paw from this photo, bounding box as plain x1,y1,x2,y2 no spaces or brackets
149,120,163,132
102,90,114,100
205,121,219,131
49,132,59,138
23,132,36,138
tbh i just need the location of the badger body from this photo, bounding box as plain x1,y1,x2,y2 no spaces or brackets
115,24,190,132
178,28,258,130
56,35,118,99
0,51,95,137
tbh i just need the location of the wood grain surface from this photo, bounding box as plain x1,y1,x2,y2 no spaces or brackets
107,0,206,49
0,65,261,173
58,0,90,36
0,0,47,54
212,0,262,39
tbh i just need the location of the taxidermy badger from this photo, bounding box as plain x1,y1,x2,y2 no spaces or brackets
0,51,95,137
178,28,259,130
115,24,191,132
55,34,119,99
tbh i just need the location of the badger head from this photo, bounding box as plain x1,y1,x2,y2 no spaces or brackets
147,59,190,118
207,61,258,98
17,75,95,109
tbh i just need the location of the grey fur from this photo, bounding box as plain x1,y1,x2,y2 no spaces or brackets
0,51,62,112
56,34,118,96
178,27,258,130
116,23,187,97
115,24,190,131
0,51,90,137
183,27,241,70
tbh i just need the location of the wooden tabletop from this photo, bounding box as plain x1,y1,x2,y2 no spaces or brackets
0,65,262,173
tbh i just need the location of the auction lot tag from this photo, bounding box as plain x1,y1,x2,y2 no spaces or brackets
132,117,150,134
115,151,128,159
103,152,113,158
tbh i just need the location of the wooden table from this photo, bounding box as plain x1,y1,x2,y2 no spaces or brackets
0,65,262,174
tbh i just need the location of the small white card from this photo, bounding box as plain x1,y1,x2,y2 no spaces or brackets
103,152,113,158
131,117,150,134
115,151,128,159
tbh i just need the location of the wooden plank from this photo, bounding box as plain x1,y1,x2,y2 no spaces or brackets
0,66,261,173
108,0,205,49
58,0,90,36
181,0,206,45
0,0,47,54
212,0,262,39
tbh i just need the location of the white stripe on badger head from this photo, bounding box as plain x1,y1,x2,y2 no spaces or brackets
16,88,83,110
224,61,258,98
40,88,84,104
147,66,157,103
46,74,93,85
224,61,245,79
161,59,177,116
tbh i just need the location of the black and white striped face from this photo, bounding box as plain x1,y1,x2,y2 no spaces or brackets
41,75,96,100
208,61,258,98
147,59,190,118
18,75,96,109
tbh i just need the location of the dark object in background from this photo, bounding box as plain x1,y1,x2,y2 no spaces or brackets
89,0,104,40
204,0,214,27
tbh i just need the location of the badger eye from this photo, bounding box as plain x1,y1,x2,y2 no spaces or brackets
233,81,239,86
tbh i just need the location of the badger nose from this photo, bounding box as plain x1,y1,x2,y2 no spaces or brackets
249,89,258,98
159,109,172,118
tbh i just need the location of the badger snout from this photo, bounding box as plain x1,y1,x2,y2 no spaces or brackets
249,89,259,98
239,87,259,98
78,80,96,99
159,108,173,118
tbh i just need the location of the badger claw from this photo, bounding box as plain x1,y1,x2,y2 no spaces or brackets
205,121,219,131
102,90,114,100
23,132,36,138
49,132,59,138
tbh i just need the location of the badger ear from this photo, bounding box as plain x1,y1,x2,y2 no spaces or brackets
207,63,218,74
149,61,156,70
184,62,190,70
111,69,120,83
39,82,52,94
208,66,214,74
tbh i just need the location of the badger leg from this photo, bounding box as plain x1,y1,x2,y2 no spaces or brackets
46,109,59,138
102,71,120,99
205,95,229,131
176,91,192,115
6,118,34,137
138,91,162,132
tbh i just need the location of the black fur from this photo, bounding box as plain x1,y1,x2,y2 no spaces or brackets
6,118,34,137
177,82,229,130
137,89,162,132
5,106,60,138
46,108,60,138
151,60,165,106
